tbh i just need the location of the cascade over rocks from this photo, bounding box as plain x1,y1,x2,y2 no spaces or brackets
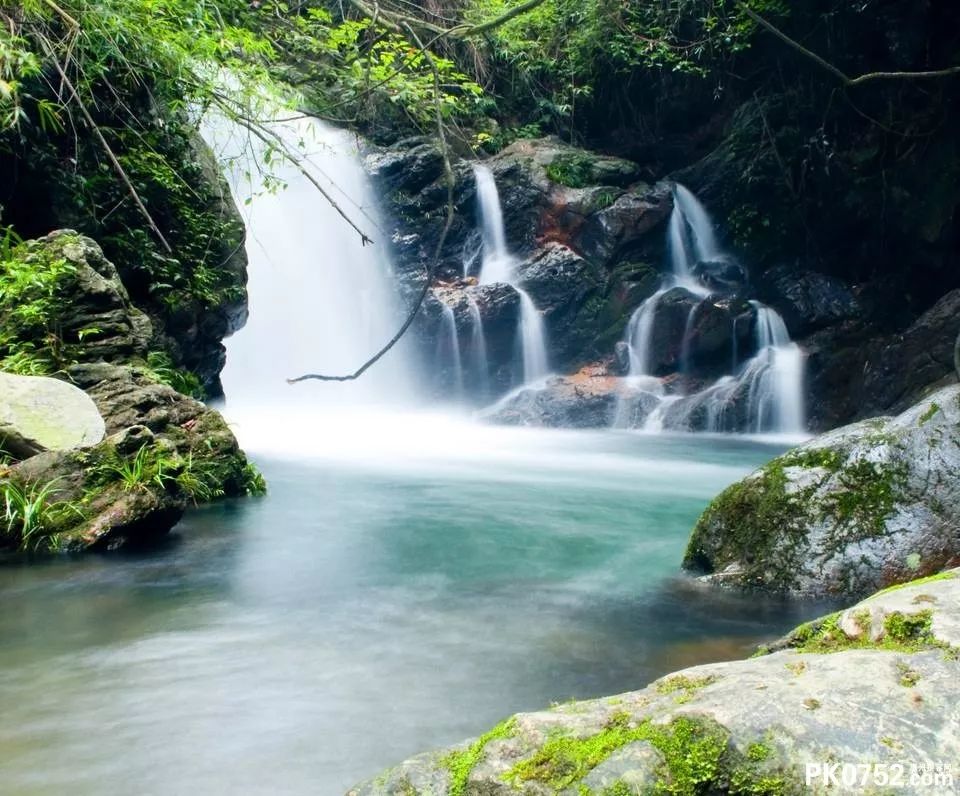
351,571,960,796
368,136,674,397
685,385,960,597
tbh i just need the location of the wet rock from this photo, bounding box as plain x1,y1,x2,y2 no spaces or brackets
515,243,607,369
483,370,620,428
760,264,860,336
0,372,105,459
804,289,960,431
579,182,673,265
692,254,748,293
685,385,960,596
352,570,960,795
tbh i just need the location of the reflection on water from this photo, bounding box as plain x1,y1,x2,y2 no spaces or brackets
0,425,831,794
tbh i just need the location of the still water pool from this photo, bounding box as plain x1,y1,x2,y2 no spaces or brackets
0,420,828,794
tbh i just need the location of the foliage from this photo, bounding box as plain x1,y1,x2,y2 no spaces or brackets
0,234,77,373
462,0,788,133
442,717,516,796
1,476,79,552
144,351,205,399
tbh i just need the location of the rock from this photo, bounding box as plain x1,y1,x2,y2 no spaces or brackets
684,385,960,597
692,254,748,293
515,244,607,369
759,264,860,336
180,134,250,395
578,182,673,265
351,571,960,795
483,370,621,428
4,363,260,552
0,372,105,459
0,231,153,368
8,425,187,551
805,289,960,431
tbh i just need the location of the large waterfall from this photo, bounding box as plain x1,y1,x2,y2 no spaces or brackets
616,184,805,434
204,115,416,445
472,165,550,384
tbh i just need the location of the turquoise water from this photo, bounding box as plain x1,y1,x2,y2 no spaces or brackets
0,425,827,794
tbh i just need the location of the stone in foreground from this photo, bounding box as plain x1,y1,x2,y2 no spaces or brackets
350,571,960,795
684,384,960,597
0,372,106,459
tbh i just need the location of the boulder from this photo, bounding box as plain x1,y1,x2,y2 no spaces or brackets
0,231,153,368
578,182,673,265
0,372,105,459
804,289,960,430
759,263,860,336
483,369,620,428
515,243,607,369
350,571,960,795
3,364,262,553
684,385,960,597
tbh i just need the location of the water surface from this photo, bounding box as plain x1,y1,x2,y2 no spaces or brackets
0,423,828,794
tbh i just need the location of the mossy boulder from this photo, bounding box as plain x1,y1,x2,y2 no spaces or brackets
0,372,105,459
0,231,153,374
684,385,960,597
2,363,263,553
350,572,960,795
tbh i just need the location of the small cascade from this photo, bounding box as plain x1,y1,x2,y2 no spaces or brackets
615,184,805,434
623,289,666,376
436,302,464,398
473,164,550,384
466,295,490,399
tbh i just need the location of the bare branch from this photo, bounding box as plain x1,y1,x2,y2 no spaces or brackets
742,5,960,87
287,22,457,385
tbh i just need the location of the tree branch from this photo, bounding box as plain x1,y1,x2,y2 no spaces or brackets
213,94,375,246
346,0,549,40
287,23,457,385
742,5,960,87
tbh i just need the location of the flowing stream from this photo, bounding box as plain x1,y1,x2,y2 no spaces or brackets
0,123,829,794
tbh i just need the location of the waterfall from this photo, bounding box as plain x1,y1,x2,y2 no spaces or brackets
623,289,666,376
749,302,805,433
615,183,805,434
202,114,415,421
466,295,490,399
473,164,550,384
436,302,464,398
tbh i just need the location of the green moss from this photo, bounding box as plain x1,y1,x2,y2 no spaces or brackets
785,609,946,655
872,570,956,597
656,674,719,704
506,713,788,795
895,661,921,687
824,457,907,539
442,717,516,796
781,447,843,471
545,153,597,188
918,403,940,426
